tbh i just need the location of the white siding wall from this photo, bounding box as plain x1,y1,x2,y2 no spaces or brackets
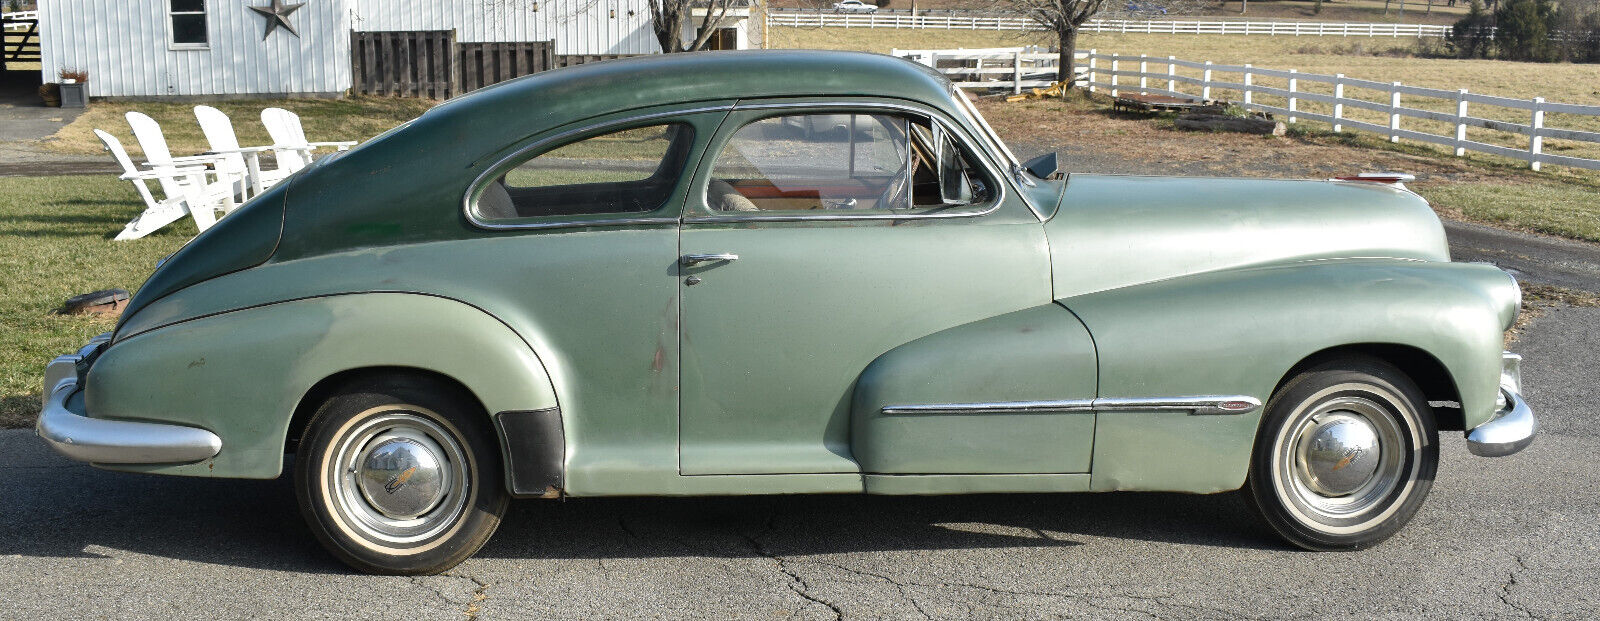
349,0,660,54
40,0,353,98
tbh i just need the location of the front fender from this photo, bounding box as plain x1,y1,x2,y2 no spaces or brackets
1063,259,1512,492
85,293,557,479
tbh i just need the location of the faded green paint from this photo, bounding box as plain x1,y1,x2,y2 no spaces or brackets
863,474,1092,495
89,293,555,478
1046,175,1451,298
68,51,1523,500
1068,260,1514,492
852,304,1097,474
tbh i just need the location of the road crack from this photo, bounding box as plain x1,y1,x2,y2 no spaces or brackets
1496,554,1539,619
441,571,490,620
739,508,844,620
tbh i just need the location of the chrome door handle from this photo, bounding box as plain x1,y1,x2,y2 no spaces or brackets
681,253,739,266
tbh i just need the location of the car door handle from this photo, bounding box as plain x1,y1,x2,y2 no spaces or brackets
681,253,739,266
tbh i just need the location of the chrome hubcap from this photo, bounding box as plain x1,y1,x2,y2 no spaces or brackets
355,432,449,519
1272,383,1417,534
1297,412,1381,496
326,410,470,545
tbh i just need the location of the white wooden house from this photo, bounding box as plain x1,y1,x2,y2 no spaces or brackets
38,0,760,99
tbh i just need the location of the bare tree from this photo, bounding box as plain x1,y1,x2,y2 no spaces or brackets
1000,0,1115,87
649,0,742,52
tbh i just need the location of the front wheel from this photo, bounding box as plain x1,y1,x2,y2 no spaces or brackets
294,377,508,574
1245,357,1438,550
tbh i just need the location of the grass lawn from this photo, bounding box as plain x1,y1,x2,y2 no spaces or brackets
0,175,191,427
44,96,435,159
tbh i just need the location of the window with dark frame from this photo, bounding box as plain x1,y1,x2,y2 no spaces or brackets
169,0,208,48
474,123,697,221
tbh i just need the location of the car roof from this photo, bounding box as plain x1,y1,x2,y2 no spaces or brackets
419,50,961,144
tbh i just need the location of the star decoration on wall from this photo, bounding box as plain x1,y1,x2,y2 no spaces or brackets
249,0,306,40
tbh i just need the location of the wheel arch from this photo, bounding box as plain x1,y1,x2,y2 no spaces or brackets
1273,343,1465,431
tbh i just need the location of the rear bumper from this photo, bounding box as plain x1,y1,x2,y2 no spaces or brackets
35,334,222,465
1466,352,1537,457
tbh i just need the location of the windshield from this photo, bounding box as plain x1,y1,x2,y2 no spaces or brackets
952,86,1020,170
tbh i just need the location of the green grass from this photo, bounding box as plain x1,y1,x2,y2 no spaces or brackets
0,175,191,427
1415,179,1600,242
46,96,435,159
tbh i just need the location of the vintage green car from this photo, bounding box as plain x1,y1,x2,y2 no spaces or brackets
38,51,1534,575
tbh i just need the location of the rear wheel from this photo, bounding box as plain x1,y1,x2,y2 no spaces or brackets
294,376,508,574
1245,357,1438,550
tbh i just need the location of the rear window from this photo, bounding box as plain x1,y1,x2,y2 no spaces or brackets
473,123,695,221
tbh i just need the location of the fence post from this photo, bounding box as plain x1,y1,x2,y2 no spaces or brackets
1088,49,1097,94
1389,82,1402,143
1166,56,1176,93
1333,73,1345,133
1242,64,1253,106
1453,88,1468,157
1202,61,1213,101
1287,69,1298,123
1013,51,1022,95
1529,96,1544,171
1110,57,1119,97
1139,55,1148,95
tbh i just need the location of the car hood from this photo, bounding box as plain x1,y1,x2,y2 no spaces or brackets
1045,174,1450,298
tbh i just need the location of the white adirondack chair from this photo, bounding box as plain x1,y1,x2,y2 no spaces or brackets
125,111,242,213
194,105,288,196
261,107,356,172
96,129,221,240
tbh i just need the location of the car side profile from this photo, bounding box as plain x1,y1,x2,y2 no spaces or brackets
38,51,1535,575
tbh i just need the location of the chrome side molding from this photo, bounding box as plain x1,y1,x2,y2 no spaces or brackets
881,395,1263,417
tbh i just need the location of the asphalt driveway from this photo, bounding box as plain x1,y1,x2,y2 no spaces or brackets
0,303,1595,619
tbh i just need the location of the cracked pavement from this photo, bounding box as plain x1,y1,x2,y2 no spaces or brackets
1,303,1596,619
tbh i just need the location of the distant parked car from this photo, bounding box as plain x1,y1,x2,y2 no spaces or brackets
38,51,1535,576
833,0,879,12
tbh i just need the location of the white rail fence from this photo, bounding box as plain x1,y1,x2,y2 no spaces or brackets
2,10,39,30
897,48,1600,172
770,12,1454,38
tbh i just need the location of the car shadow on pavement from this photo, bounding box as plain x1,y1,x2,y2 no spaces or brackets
1,446,1283,574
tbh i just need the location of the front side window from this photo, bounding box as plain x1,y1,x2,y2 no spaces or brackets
474,123,696,221
169,0,208,48
705,112,992,214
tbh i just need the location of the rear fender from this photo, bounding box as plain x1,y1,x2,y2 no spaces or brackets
85,293,558,480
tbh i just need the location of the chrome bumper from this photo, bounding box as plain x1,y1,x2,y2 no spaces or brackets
35,334,222,464
1466,352,1537,457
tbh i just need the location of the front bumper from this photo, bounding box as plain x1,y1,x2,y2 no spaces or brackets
35,334,222,464
1466,352,1537,457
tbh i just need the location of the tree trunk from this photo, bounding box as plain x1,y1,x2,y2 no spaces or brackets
1058,27,1078,88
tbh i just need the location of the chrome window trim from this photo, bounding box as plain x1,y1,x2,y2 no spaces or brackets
881,396,1264,417
462,105,733,232
685,99,1014,224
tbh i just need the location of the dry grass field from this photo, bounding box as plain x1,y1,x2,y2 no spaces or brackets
771,0,1469,24
771,26,1600,168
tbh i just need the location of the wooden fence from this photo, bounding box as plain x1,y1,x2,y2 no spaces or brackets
773,11,1455,38
899,47,1600,172
351,31,458,98
351,31,633,99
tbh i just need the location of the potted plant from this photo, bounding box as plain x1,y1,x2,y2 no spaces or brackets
58,68,89,108
38,82,60,107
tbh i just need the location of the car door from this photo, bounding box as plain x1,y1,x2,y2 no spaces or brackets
676,100,1078,475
